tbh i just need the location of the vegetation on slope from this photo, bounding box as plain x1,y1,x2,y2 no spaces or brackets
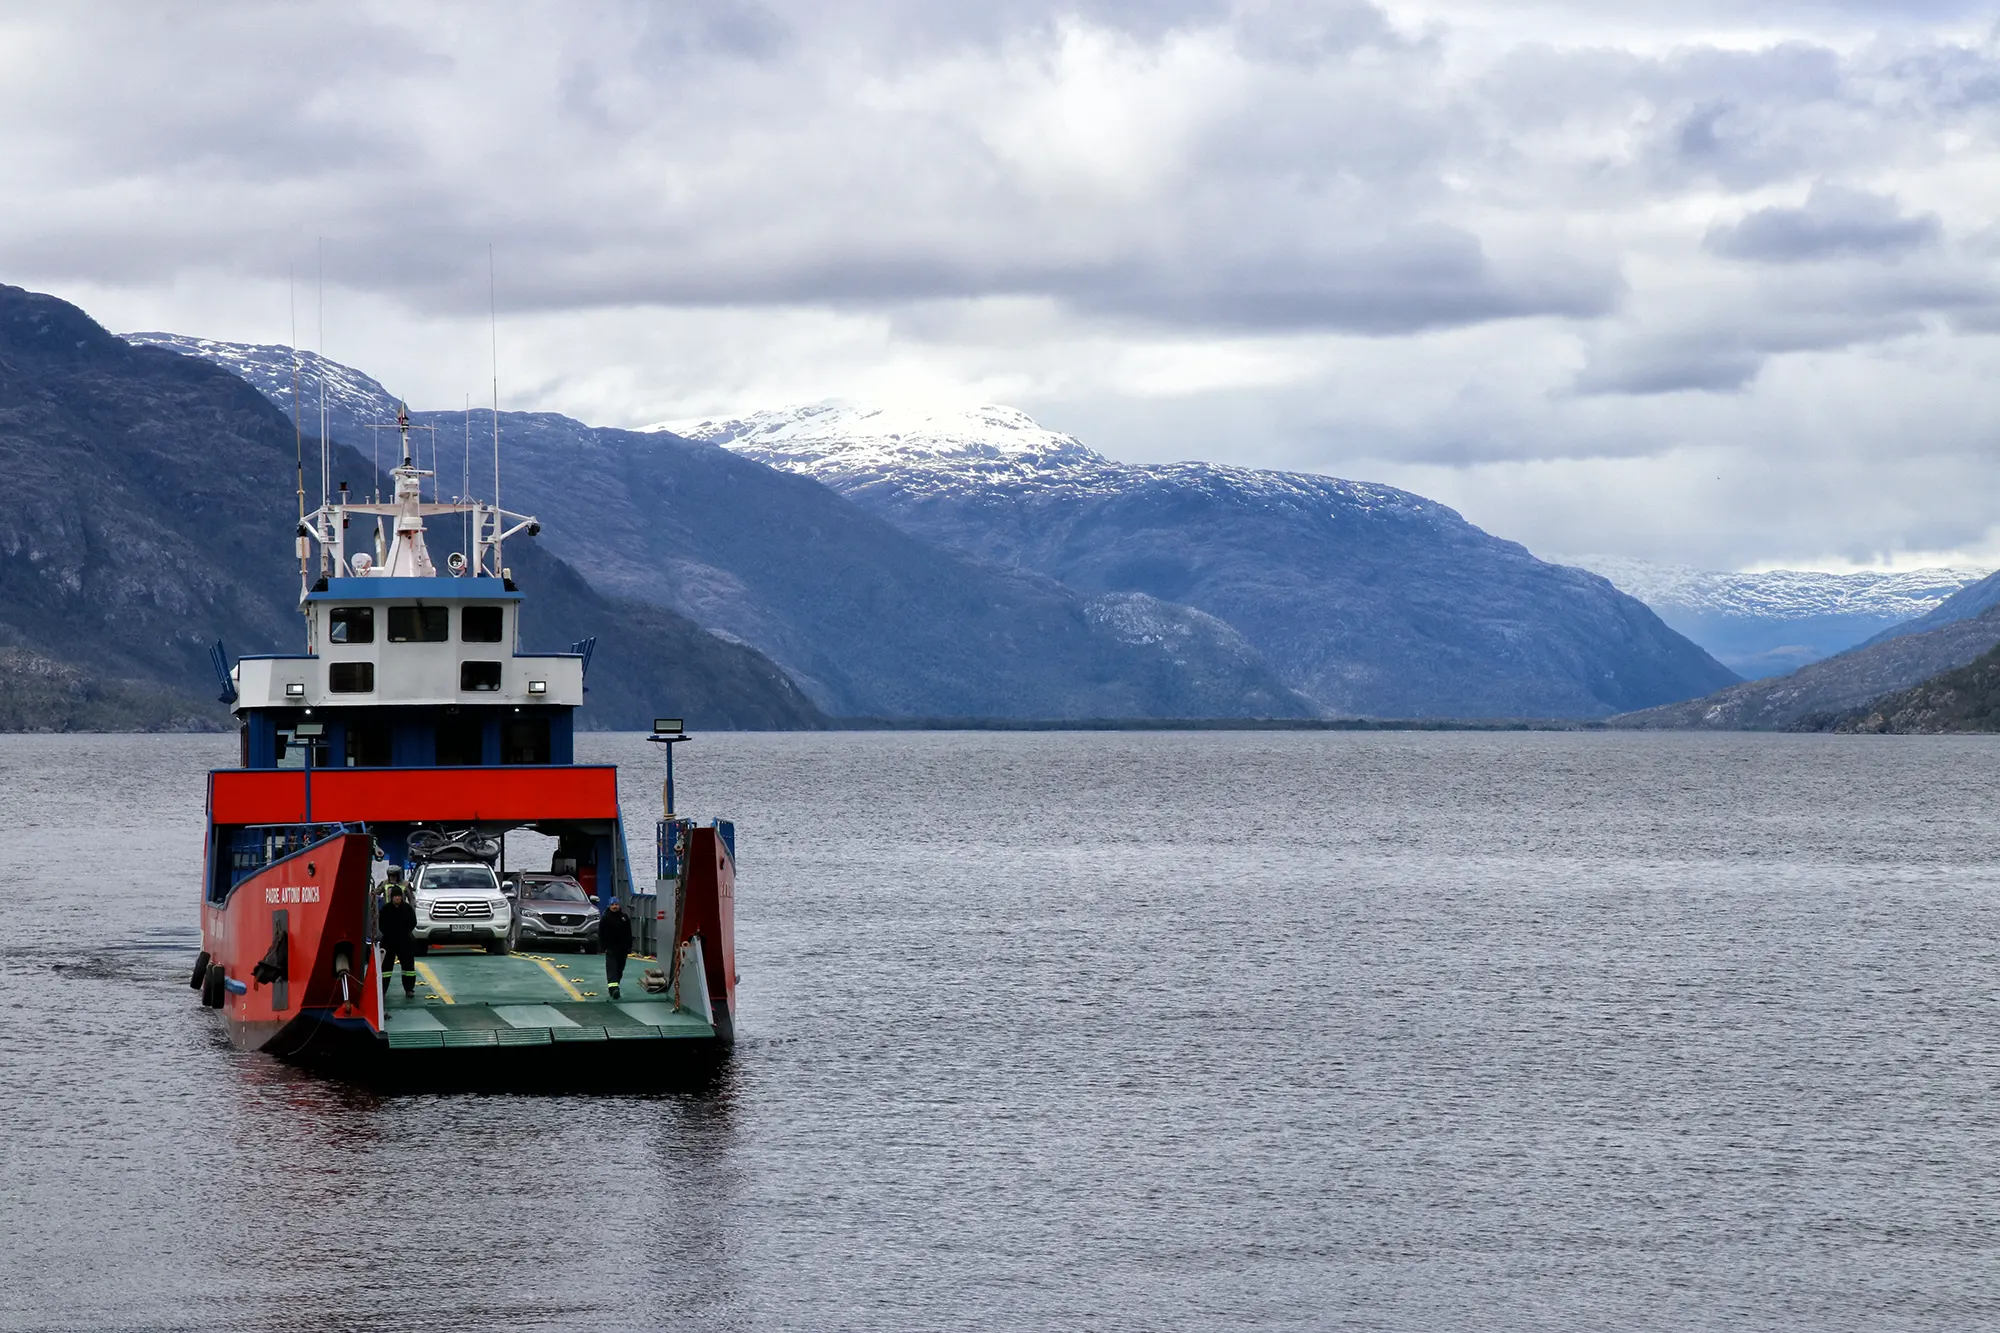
1792,640,2000,734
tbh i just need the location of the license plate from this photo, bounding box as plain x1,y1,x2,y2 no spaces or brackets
452,923,473,934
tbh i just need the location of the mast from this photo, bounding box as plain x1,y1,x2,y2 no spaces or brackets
290,267,308,613
490,245,502,576
464,395,473,565
317,237,329,510
290,268,304,524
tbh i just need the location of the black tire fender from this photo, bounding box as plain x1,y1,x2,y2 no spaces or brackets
189,950,211,991
202,963,225,1008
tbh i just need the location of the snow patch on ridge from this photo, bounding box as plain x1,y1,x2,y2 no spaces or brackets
125,332,402,428
1565,554,1989,621
661,400,1450,519
653,401,1102,471
1085,591,1263,668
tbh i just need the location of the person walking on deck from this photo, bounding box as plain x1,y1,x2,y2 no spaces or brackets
601,898,633,999
379,883,418,999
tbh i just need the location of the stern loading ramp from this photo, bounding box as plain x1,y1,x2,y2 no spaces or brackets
381,948,711,1049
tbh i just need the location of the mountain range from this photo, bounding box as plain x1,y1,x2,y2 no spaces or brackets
125,340,1741,720
1566,556,1987,678
124,337,1317,720
659,403,1741,717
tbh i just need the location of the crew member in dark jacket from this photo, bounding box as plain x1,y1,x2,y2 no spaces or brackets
601,899,633,999
379,883,419,999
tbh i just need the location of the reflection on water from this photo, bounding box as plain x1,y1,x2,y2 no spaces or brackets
8,730,2000,1330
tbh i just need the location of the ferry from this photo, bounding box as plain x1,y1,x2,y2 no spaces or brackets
188,412,736,1085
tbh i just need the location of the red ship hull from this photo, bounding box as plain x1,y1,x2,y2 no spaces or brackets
196,769,737,1088
200,828,381,1059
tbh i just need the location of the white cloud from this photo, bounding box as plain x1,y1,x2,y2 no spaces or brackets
9,0,2000,569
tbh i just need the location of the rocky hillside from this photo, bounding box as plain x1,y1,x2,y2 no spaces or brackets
665,403,1740,718
1568,556,1984,678
1611,603,2000,729
0,285,823,730
1791,641,2000,734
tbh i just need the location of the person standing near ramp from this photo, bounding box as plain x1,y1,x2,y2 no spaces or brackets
601,898,633,999
379,882,419,999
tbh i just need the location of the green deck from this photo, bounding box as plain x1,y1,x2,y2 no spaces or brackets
380,949,711,1049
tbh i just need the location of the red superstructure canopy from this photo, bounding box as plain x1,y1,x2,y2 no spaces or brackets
209,765,622,825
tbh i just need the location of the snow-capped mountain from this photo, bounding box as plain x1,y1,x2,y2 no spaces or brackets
1564,555,1988,678
666,402,1738,718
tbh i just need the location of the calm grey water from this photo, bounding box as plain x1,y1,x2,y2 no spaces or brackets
4,730,2000,1331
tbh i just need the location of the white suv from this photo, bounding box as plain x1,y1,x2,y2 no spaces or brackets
411,860,513,954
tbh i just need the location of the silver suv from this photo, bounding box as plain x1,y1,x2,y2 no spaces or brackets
412,860,512,954
508,873,602,952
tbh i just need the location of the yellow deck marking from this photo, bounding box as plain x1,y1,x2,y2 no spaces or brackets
414,961,454,1004
532,956,587,1002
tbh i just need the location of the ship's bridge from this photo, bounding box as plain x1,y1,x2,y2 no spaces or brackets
235,578,583,711
229,430,581,773
232,575,585,771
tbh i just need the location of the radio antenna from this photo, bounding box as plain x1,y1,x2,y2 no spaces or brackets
464,394,473,560
289,265,304,523
317,238,329,508
490,244,502,576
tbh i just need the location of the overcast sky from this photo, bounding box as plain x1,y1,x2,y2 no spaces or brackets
7,1,2000,571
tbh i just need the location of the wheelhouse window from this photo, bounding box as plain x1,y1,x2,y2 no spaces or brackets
274,729,324,769
502,717,550,764
461,606,504,643
328,661,374,693
345,722,392,767
328,606,374,644
435,716,485,766
388,606,449,642
460,661,503,691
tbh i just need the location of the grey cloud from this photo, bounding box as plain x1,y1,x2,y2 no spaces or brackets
1706,185,1941,262
704,0,1236,53
0,5,433,180
19,1,2000,577
1573,262,1997,395
1477,39,1957,203
1066,227,1619,334
1231,0,1417,65
458,216,1619,337
1640,48,1858,191
1573,338,1769,396
7,1,1995,340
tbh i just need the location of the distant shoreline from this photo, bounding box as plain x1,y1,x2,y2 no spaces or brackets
1,716,1612,735
826,716,1611,732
